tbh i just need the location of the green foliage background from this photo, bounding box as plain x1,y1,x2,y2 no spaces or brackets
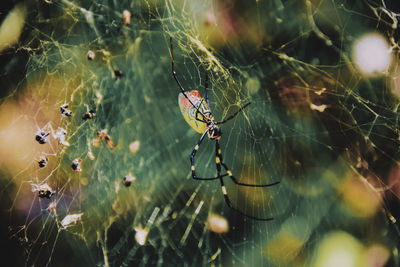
1,0,400,266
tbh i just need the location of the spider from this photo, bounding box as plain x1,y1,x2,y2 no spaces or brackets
170,37,280,221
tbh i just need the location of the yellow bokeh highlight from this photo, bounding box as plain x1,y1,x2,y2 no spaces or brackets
0,74,81,216
310,231,390,267
0,4,27,52
265,233,305,266
310,231,363,267
80,177,89,186
265,217,311,266
0,76,71,177
339,174,381,218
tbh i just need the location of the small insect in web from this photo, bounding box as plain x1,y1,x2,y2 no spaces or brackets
39,189,54,199
71,158,82,172
38,156,48,168
170,37,280,221
87,50,95,60
60,104,72,117
82,109,95,120
122,174,136,187
35,130,50,144
114,69,123,79
32,183,55,199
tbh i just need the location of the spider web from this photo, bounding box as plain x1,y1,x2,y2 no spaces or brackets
1,0,400,266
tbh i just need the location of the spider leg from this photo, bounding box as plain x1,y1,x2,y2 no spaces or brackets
215,102,251,125
170,37,206,118
195,117,207,123
216,141,280,187
216,141,273,221
195,99,207,123
190,130,228,181
205,72,210,108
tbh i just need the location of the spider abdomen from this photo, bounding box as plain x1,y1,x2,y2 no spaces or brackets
178,90,209,134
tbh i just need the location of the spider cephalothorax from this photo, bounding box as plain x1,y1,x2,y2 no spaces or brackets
201,112,222,140
207,123,222,140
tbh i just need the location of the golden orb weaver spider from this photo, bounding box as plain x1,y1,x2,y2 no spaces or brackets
170,37,280,221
